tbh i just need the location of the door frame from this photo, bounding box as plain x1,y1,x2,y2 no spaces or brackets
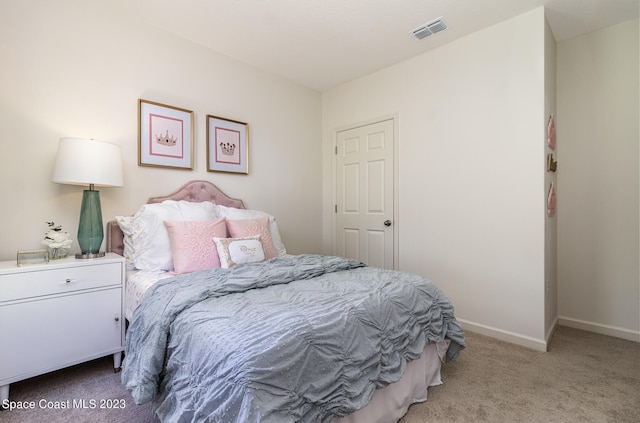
331,113,399,269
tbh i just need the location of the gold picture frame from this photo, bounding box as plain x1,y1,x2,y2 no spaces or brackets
138,99,194,170
206,115,249,174
17,249,49,266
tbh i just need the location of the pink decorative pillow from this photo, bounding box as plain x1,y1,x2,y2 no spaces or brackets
225,217,276,259
164,218,227,274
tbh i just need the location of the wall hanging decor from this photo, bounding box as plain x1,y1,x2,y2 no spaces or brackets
547,113,556,150
138,99,194,170
206,115,249,174
547,153,557,172
547,182,556,217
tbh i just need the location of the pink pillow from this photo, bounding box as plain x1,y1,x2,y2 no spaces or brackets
164,218,227,274
225,217,276,259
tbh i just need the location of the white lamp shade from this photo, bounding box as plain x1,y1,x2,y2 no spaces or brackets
52,138,123,187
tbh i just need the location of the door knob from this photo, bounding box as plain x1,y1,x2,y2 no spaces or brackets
384,220,392,227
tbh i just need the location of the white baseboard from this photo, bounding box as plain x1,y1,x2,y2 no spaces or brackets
458,317,639,351
558,316,640,342
545,317,559,347
457,319,548,352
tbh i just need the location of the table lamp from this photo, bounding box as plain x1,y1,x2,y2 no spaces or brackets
52,137,123,258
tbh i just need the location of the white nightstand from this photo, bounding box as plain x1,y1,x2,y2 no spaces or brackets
0,253,125,403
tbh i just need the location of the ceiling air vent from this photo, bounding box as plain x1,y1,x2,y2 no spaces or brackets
411,17,448,40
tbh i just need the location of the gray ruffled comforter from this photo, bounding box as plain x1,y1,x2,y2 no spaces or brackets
122,255,465,422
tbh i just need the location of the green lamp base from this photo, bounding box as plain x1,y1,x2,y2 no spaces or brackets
77,189,104,259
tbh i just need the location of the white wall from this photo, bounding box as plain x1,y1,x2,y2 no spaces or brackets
323,8,549,348
557,19,640,341
0,1,323,261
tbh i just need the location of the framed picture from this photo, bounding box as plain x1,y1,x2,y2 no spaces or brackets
206,115,249,174
138,99,194,169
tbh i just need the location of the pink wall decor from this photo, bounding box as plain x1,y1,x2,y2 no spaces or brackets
547,114,556,150
547,182,556,217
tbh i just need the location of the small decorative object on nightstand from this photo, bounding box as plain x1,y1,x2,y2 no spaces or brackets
41,221,72,259
16,249,49,266
0,253,125,403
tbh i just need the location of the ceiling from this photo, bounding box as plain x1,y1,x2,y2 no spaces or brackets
112,0,638,91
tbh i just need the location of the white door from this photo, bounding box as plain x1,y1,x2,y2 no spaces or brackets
335,118,395,269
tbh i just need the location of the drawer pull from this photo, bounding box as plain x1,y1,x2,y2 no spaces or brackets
114,316,120,322
65,278,72,283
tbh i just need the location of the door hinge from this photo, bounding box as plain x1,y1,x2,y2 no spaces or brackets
334,146,338,155
334,204,337,213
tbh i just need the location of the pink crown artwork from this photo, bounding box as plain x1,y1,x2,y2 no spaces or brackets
220,142,237,156
156,130,178,146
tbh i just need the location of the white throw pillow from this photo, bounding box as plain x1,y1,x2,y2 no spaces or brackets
213,236,266,268
214,205,287,256
117,200,217,271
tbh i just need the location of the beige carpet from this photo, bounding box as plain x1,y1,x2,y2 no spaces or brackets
2,326,639,422
401,326,639,423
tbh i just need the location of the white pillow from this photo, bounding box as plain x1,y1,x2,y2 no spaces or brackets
117,200,217,271
115,216,136,269
214,205,286,256
213,236,265,268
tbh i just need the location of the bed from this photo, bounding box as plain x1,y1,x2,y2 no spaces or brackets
107,180,465,423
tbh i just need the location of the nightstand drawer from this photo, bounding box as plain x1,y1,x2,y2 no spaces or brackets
0,263,121,302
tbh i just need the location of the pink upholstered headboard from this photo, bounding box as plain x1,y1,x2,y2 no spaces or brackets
106,180,245,256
